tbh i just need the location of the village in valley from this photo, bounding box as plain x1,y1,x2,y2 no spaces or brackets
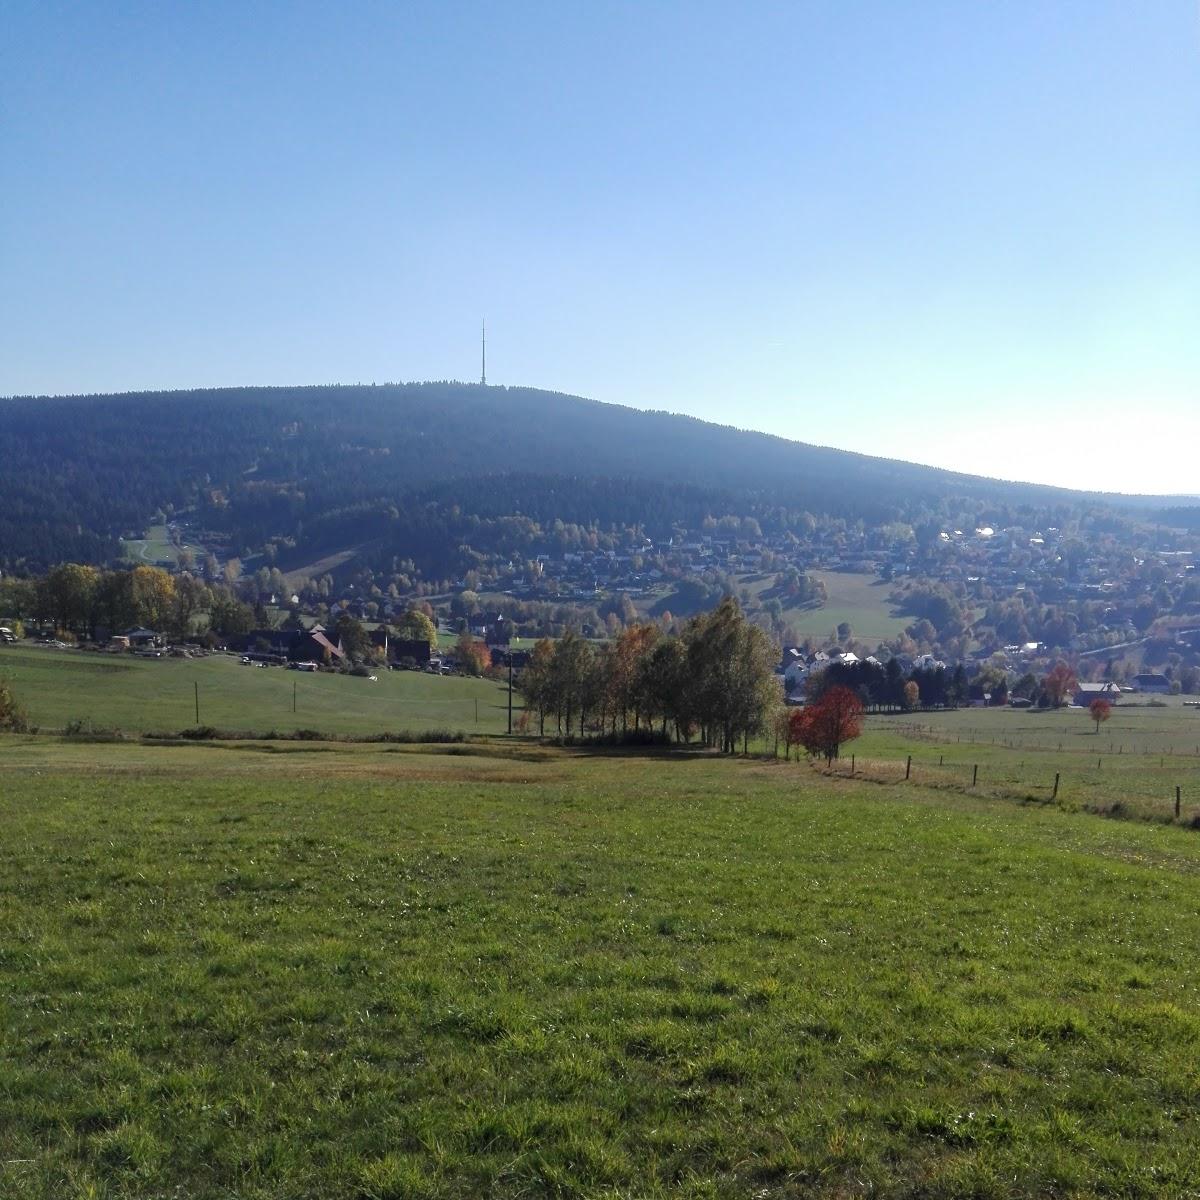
4,499,1200,721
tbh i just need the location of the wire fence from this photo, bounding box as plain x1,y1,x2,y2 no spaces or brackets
799,749,1200,828
887,720,1200,761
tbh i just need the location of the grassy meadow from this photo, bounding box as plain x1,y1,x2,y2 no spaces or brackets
120,523,206,568
0,643,515,736
844,701,1200,827
3,737,1200,1198
741,571,910,642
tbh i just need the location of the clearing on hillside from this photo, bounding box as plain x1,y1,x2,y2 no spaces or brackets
741,570,909,641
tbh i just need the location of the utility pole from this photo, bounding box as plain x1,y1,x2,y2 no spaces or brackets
507,640,513,735
194,681,200,725
481,319,487,386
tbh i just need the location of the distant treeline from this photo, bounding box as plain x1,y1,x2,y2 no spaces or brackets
1157,507,1200,533
0,564,256,642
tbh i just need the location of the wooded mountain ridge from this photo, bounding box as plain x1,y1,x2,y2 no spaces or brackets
0,381,1192,573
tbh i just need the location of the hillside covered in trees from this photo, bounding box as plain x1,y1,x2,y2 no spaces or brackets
2,381,1190,575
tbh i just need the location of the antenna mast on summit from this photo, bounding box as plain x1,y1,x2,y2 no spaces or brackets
481,319,487,386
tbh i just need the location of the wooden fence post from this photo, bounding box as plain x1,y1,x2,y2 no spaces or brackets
1052,773,1060,801
972,764,978,787
905,755,911,780
1176,786,1182,819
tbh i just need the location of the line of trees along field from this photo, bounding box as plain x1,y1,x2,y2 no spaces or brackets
518,597,779,753
0,564,261,642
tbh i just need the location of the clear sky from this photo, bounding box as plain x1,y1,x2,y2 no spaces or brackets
2,2,1197,493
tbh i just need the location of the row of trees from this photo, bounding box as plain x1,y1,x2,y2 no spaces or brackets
810,658,970,711
3,563,301,643
518,598,778,752
1,565,205,640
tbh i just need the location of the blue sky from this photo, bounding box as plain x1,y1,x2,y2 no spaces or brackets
2,2,1197,492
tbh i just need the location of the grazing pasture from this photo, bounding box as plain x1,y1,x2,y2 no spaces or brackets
0,643,514,736
845,702,1200,826
2,737,1200,1198
119,523,205,567
741,570,910,641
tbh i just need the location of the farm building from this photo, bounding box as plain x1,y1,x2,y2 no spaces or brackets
389,638,432,666
1132,673,1172,695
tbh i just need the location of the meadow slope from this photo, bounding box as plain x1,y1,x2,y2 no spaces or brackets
0,643,514,736
2,739,1199,1198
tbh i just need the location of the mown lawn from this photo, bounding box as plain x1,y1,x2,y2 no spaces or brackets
2,739,1199,1198
0,643,514,736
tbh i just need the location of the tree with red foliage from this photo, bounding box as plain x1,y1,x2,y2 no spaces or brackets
1043,662,1078,708
455,631,492,677
1088,697,1112,734
790,685,864,764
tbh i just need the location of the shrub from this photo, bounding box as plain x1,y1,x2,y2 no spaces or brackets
144,726,470,745
0,677,29,732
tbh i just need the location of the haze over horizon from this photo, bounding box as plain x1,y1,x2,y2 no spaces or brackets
3,2,1197,494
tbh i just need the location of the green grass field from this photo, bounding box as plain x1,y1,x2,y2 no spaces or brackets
741,571,910,641
0,643,516,736
3,737,1200,1198
120,523,206,568
843,702,1200,827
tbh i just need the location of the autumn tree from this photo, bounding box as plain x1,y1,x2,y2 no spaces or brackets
605,623,659,734
41,564,100,637
516,599,775,749
1088,697,1112,734
641,636,689,739
792,685,864,764
454,631,491,677
127,566,177,630
1042,662,1078,708
548,631,594,735
517,638,556,735
169,573,211,641
393,608,437,645
903,680,920,710
0,577,37,623
682,597,776,753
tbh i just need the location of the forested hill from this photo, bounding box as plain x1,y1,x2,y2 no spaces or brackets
0,381,1182,571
